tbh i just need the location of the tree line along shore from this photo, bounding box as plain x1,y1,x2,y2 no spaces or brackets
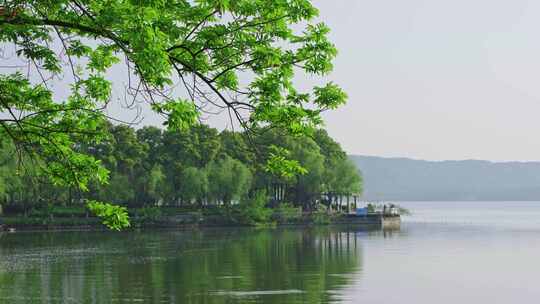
0,124,362,229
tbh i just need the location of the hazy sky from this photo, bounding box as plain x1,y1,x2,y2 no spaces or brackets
309,0,540,162
4,0,540,162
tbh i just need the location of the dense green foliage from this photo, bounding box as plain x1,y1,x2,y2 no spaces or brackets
0,1,348,227
0,124,362,223
0,0,346,185
86,200,130,230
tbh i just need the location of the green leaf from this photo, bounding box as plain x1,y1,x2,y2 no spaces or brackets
152,99,199,131
265,145,308,179
86,200,131,231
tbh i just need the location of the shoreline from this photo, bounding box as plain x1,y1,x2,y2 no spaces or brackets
0,213,400,232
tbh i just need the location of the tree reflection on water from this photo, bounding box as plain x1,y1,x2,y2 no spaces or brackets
0,227,366,303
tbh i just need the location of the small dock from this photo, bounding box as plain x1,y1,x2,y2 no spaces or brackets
333,203,402,229
333,213,401,229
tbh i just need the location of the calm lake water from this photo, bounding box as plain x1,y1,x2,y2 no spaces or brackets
2,201,540,303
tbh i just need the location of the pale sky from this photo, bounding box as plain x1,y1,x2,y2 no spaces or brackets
310,0,540,162
4,0,540,162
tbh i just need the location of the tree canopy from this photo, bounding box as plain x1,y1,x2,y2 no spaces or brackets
0,1,348,228
0,125,362,214
0,1,346,184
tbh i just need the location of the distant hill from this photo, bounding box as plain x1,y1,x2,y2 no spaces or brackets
349,155,540,201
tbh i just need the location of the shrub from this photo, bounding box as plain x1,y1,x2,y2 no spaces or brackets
272,203,302,224
236,191,273,226
312,210,331,225
137,206,162,222
28,207,49,218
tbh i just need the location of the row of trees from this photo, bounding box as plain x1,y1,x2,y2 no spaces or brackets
0,1,347,227
0,124,361,212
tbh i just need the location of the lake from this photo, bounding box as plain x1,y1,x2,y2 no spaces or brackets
1,201,540,303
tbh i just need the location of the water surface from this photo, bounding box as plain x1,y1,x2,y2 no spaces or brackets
1,201,540,303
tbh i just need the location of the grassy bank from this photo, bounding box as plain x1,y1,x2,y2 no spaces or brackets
0,204,371,231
